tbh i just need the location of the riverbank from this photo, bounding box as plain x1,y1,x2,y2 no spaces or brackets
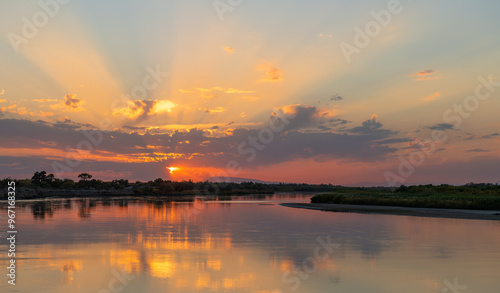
281,203,500,221
0,187,275,200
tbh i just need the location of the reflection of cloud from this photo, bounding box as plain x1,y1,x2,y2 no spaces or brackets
257,63,284,83
410,69,440,81
224,46,234,54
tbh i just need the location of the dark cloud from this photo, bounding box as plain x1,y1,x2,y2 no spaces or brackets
123,125,147,131
482,133,499,139
272,105,347,131
428,123,455,131
331,95,343,101
53,118,93,130
274,105,318,130
349,117,395,136
376,138,412,144
329,118,349,126
464,132,499,141
0,114,402,179
466,148,489,153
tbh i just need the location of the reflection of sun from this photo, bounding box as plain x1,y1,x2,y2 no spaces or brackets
167,167,179,174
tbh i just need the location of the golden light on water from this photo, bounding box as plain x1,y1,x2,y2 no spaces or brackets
167,166,180,174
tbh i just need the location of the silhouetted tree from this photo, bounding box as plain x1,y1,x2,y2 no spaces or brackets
46,173,55,182
78,173,93,181
31,171,47,186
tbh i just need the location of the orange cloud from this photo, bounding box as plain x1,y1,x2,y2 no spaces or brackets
202,107,225,114
423,92,441,102
33,111,54,117
0,104,17,113
193,87,255,94
63,93,81,108
170,166,227,182
242,96,261,101
0,99,6,103
33,99,59,102
224,46,234,54
0,103,54,117
49,94,85,111
0,89,4,96
410,70,440,81
224,88,255,94
257,63,284,83
113,99,176,120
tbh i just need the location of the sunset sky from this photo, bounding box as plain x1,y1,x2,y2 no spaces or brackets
1,0,499,185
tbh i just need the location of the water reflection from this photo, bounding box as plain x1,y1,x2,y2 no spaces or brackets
1,194,499,293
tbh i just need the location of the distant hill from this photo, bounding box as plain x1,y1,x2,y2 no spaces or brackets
205,176,285,184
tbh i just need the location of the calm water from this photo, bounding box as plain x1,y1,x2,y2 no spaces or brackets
1,193,499,292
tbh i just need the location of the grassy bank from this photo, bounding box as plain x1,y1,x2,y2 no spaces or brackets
311,184,500,210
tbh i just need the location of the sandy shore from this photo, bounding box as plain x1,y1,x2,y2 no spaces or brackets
281,203,500,221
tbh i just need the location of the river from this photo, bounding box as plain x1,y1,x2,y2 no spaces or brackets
1,193,499,292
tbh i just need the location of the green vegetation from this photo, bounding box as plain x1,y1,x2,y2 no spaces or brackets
311,184,500,210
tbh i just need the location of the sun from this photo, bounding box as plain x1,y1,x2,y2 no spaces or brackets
167,167,179,174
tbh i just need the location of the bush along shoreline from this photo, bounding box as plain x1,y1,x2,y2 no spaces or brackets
311,184,500,210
